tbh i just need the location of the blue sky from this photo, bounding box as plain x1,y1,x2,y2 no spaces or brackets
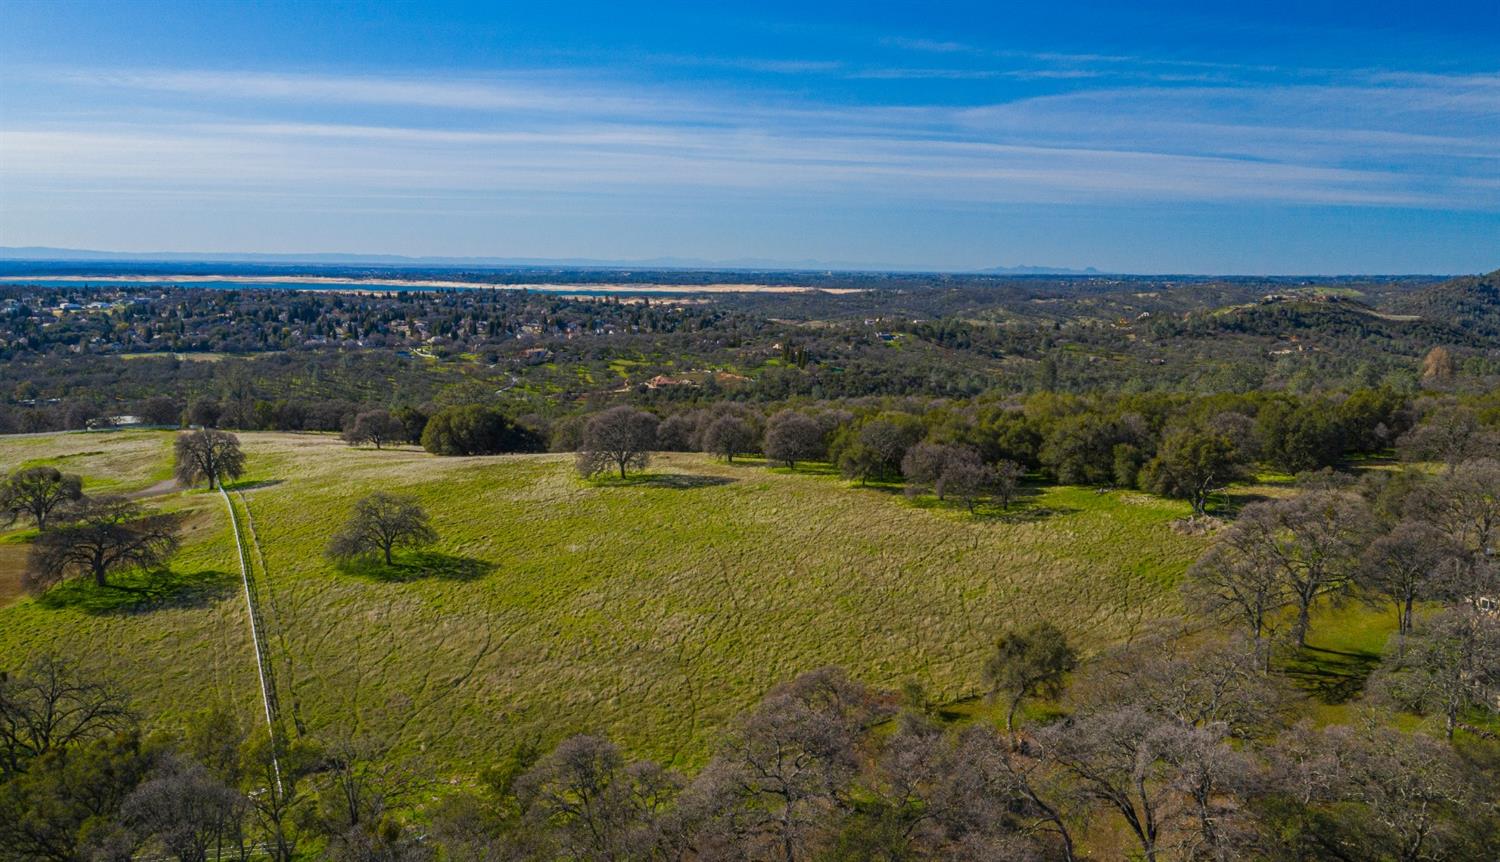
1,0,1496,273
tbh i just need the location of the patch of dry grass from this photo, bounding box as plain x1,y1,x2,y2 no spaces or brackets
0,429,176,493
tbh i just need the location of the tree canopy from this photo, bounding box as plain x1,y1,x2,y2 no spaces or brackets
0,466,83,531
25,497,182,591
173,430,246,490
326,492,438,566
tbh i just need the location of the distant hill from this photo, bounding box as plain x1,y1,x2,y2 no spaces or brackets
1388,269,1500,338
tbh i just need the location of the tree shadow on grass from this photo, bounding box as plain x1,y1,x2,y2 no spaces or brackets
972,505,1081,524
36,568,235,615
224,478,284,492
590,473,737,490
1281,643,1383,704
1218,489,1281,513
900,489,1078,523
339,551,495,583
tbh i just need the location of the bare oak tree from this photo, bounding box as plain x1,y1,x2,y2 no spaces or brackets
686,667,883,862
1200,492,1370,647
343,409,406,450
576,406,658,479
1357,521,1463,638
174,429,247,490
764,410,825,469
0,466,83,531
327,492,438,566
1375,609,1500,739
702,415,756,463
0,655,133,781
994,460,1025,511
25,496,182,591
515,734,681,861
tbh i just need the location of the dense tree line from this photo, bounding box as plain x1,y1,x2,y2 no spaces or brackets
4,270,1498,437
552,388,1482,525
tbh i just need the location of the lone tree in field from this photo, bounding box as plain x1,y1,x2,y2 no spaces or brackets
25,497,182,591
984,621,1077,733
763,410,824,469
343,409,406,450
576,406,658,479
0,466,84,531
173,429,246,490
327,492,438,565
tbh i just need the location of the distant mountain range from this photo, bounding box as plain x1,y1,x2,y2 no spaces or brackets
975,264,1103,275
0,246,1100,275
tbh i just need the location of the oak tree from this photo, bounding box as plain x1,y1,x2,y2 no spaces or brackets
327,493,438,566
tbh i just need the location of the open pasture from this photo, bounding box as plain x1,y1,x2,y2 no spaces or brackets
0,430,1208,773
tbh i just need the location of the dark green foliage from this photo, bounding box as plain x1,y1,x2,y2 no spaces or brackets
984,622,1077,732
393,406,430,445
0,731,155,862
833,412,924,484
1139,427,1246,516
1038,412,1146,486
420,404,543,456
1255,400,1347,473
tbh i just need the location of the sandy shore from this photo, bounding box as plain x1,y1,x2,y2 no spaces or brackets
0,274,863,295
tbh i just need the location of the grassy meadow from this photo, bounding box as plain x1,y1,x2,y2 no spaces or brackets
0,429,1212,775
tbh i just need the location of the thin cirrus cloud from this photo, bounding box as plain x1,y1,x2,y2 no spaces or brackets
3,65,1496,212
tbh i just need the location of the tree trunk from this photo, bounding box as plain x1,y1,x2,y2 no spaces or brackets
1295,603,1311,647
1006,693,1023,733
94,566,108,587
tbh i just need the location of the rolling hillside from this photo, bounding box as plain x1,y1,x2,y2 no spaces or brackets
0,430,1209,773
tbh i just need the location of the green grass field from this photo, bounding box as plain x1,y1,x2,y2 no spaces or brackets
0,429,1209,776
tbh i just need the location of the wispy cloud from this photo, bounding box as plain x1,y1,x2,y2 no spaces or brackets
4,64,1497,214
881,36,977,54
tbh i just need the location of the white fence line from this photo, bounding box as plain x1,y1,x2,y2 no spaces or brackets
220,483,283,796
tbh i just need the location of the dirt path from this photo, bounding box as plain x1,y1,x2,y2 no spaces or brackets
127,477,180,499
